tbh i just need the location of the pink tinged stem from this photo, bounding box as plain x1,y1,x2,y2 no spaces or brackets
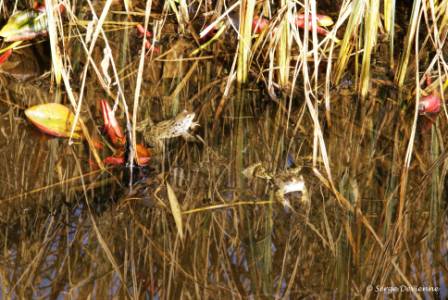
425,75,432,86
136,24,152,38
135,24,159,52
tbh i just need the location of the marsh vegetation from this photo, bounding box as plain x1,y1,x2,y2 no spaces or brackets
0,0,447,298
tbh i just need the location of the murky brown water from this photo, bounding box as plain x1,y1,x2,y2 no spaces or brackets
1,75,447,298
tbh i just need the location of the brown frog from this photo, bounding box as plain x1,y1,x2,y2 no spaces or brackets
0,45,50,106
242,163,308,208
137,110,199,151
0,46,46,81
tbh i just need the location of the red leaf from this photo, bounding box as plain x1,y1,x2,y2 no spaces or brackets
419,94,441,114
104,156,125,165
136,144,151,166
91,138,104,150
252,16,269,34
294,19,329,36
0,49,13,65
103,144,150,166
136,24,152,38
100,99,125,145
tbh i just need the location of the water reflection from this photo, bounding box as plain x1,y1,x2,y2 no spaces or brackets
0,81,447,298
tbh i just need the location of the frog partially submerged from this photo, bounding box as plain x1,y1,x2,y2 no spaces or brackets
242,162,308,208
0,46,50,106
137,110,199,151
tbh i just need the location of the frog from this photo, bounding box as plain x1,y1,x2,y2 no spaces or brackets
242,162,308,208
273,168,307,207
0,45,50,106
0,46,46,81
137,110,199,152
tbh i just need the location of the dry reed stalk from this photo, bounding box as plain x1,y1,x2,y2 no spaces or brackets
359,0,379,98
333,0,365,85
131,0,153,187
45,0,63,85
383,0,396,68
277,1,290,88
323,1,351,124
65,0,116,170
237,0,256,85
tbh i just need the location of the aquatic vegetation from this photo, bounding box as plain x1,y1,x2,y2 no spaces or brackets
0,9,47,42
0,0,446,298
24,103,82,139
0,48,12,64
100,99,125,146
419,93,441,114
103,144,150,166
100,99,150,166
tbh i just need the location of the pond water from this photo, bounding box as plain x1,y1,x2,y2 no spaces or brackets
1,73,447,298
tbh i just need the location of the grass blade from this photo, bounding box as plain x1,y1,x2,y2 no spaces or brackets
333,0,365,85
395,0,422,87
166,182,184,239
